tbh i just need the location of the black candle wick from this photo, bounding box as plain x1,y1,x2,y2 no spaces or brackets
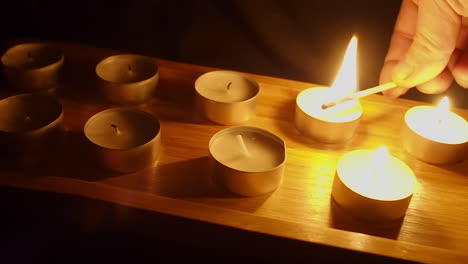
227,82,232,90
111,124,119,133
25,111,32,120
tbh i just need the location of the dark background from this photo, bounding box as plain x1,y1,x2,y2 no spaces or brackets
2,0,467,107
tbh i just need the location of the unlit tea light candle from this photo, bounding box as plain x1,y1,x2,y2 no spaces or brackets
1,43,64,92
332,147,415,222
0,93,63,155
195,71,259,125
84,108,161,173
96,54,159,104
209,126,285,196
403,97,468,164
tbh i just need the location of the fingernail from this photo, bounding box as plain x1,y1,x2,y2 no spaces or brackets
393,63,414,81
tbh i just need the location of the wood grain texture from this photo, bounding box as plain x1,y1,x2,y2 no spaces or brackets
1,41,468,263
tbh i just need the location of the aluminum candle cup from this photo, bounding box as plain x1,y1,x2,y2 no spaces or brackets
209,126,286,197
295,87,362,143
403,105,468,164
332,148,415,222
0,93,63,156
1,43,64,92
84,108,161,173
96,54,159,104
195,71,259,125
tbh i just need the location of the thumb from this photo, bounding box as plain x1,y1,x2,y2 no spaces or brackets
393,0,460,88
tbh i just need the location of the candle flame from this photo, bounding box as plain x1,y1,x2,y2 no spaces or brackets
330,36,358,96
435,96,450,124
371,146,389,175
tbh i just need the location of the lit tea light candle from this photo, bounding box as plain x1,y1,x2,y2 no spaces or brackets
332,147,415,222
403,97,468,164
0,93,63,156
84,108,161,173
209,126,285,196
96,54,159,104
195,71,259,125
1,43,64,92
295,36,362,143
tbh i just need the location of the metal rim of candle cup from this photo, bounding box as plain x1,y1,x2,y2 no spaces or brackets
403,106,468,164
295,87,363,144
95,54,159,104
332,149,415,222
195,71,260,125
208,126,286,196
1,43,64,91
84,108,161,173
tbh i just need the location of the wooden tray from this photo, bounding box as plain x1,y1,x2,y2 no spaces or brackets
1,42,467,263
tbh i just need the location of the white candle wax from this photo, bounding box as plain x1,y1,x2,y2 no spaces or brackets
403,98,468,164
195,71,259,125
209,126,285,196
84,108,161,173
210,129,284,172
195,71,258,103
295,87,362,143
297,87,362,123
405,106,468,144
85,108,159,149
332,148,415,222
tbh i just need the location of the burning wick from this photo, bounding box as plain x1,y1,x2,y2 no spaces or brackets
435,96,449,125
227,82,232,91
369,146,388,183
111,124,121,134
236,134,250,156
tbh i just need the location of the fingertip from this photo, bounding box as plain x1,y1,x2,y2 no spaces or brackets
383,87,409,98
451,52,468,88
416,68,453,94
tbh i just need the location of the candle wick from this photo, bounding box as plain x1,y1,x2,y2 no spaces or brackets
27,52,33,60
236,134,250,156
24,111,32,121
227,82,232,91
128,65,132,71
111,124,121,134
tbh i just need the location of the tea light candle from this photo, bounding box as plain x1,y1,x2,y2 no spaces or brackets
84,108,161,173
195,71,259,125
96,54,159,104
1,43,64,92
295,36,362,143
332,147,415,222
403,97,468,164
209,126,285,196
0,93,63,155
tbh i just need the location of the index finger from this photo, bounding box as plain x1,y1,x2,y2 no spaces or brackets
380,0,419,97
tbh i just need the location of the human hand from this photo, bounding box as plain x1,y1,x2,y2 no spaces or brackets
380,0,468,98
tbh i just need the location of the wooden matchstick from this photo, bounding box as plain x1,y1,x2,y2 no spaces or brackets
321,82,397,110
